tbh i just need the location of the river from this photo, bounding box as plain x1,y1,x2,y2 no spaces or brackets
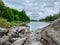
27,22,50,31
2,0,60,31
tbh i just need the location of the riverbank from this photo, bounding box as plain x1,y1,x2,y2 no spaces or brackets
0,18,30,28
0,18,60,45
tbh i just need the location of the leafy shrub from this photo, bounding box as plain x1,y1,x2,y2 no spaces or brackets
0,18,10,28
10,21,17,26
0,18,19,28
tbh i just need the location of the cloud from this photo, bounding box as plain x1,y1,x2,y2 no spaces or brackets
3,0,60,20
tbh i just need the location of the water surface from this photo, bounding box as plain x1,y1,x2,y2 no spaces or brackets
27,22,50,31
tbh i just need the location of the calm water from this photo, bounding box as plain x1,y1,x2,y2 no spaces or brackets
3,0,60,31
27,22,50,31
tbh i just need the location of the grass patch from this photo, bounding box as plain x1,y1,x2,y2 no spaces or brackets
0,18,27,28
0,18,10,28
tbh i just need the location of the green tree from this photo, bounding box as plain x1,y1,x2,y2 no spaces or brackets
0,0,5,18
0,0,30,22
14,14,19,21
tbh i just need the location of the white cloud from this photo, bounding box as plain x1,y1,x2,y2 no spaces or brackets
3,0,60,20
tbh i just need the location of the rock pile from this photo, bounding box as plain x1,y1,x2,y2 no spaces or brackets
0,26,30,45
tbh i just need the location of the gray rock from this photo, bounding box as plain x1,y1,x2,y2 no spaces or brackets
10,26,29,33
8,31,19,38
0,35,9,45
0,26,30,45
11,37,27,45
41,18,60,45
0,28,8,32
0,28,8,36
3,41,11,45
10,38,20,42
8,26,30,38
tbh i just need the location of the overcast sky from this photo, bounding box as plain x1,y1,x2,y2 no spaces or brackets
3,0,60,20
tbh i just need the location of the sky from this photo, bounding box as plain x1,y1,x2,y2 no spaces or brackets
3,0,60,20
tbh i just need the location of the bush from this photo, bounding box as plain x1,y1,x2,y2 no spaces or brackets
0,18,19,28
10,21,17,26
0,18,10,28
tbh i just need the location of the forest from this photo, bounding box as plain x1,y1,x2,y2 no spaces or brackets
0,0,30,22
0,0,30,28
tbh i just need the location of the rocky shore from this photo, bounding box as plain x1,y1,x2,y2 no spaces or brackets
40,18,60,45
0,26,31,45
0,18,60,45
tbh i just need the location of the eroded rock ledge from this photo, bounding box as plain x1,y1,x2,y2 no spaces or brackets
40,18,60,45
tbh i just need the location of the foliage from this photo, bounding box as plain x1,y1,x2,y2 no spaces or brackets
10,21,17,26
40,12,60,21
0,18,10,28
0,0,30,22
0,0,30,28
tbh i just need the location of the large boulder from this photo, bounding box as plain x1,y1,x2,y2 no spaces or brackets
8,26,30,38
0,35,9,45
3,41,11,45
11,37,27,45
0,28,8,36
10,26,29,33
40,18,60,45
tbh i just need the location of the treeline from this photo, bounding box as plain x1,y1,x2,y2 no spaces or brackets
40,12,60,21
0,0,30,22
